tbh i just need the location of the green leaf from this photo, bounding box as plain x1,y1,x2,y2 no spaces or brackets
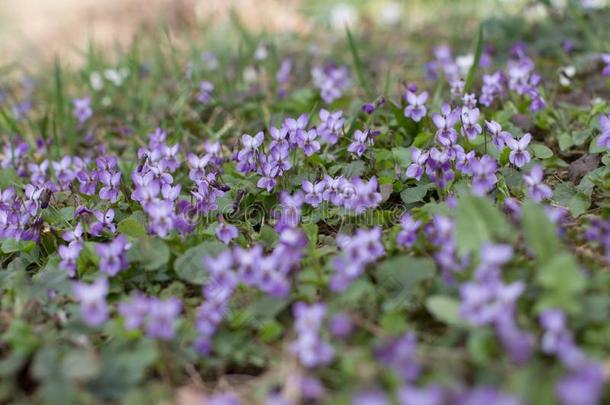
400,183,434,204
345,26,374,98
117,213,147,238
376,256,436,310
464,24,484,93
1,239,36,254
62,349,100,381
174,241,227,284
531,143,554,159
126,237,170,271
426,295,466,327
536,252,586,313
522,200,560,263
454,194,512,256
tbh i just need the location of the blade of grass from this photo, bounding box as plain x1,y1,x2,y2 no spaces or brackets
345,26,374,99
464,24,484,94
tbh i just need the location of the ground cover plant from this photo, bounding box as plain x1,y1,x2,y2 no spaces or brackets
1,0,610,403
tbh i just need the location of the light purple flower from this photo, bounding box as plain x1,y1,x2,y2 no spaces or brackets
58,242,82,277
303,179,326,207
485,120,512,149
460,107,482,140
197,81,214,104
405,148,429,181
99,170,121,203
72,277,108,327
297,128,321,156
596,113,610,150
216,222,239,244
90,208,116,236
318,109,344,144
470,155,498,195
403,91,428,122
146,297,181,340
524,165,552,202
506,133,531,168
95,235,129,276
396,213,421,247
73,97,92,123
348,129,370,156
431,104,459,146
118,293,150,330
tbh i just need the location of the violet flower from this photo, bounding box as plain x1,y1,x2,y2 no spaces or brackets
73,97,92,123
404,91,428,122
396,213,421,247
90,208,116,236
58,242,82,277
431,104,459,146
596,113,610,150
318,109,344,144
118,293,150,330
72,277,109,327
470,155,498,196
524,165,552,202
95,234,129,276
303,179,326,207
506,133,531,168
216,222,238,244
99,170,121,203
405,147,429,181
485,120,512,149
297,128,321,156
347,129,371,156
460,107,482,140
146,297,182,340
197,81,214,104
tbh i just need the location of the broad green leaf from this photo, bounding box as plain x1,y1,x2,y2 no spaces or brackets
426,295,466,327
522,200,560,263
454,194,512,256
117,213,147,238
174,241,227,284
400,183,434,204
531,143,554,159
127,237,170,271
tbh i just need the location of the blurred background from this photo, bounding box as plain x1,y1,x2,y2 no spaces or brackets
1,0,594,65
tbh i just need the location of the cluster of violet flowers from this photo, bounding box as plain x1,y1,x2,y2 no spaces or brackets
290,302,334,368
311,63,350,103
331,227,385,291
539,309,605,405
118,294,182,340
194,227,307,353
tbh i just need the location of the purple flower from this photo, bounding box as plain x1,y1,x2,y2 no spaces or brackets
524,165,552,202
404,91,428,122
462,92,477,109
506,133,531,168
118,293,150,330
303,179,326,207
73,97,92,123
331,227,384,291
291,302,334,367
95,235,129,276
460,107,482,140
283,113,308,146
311,64,350,103
146,297,181,340
99,170,121,203
556,365,604,405
328,313,353,339
425,148,455,189
348,129,371,156
297,129,321,156
58,242,82,277
405,148,429,181
76,169,98,195
470,155,498,195
480,71,504,107
485,120,512,149
72,277,108,327
318,109,344,144
90,208,116,236
197,81,214,104
352,390,390,405
62,222,84,244
216,222,238,244
596,113,610,150
146,199,175,237
431,104,459,146
376,332,421,382
396,213,421,247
